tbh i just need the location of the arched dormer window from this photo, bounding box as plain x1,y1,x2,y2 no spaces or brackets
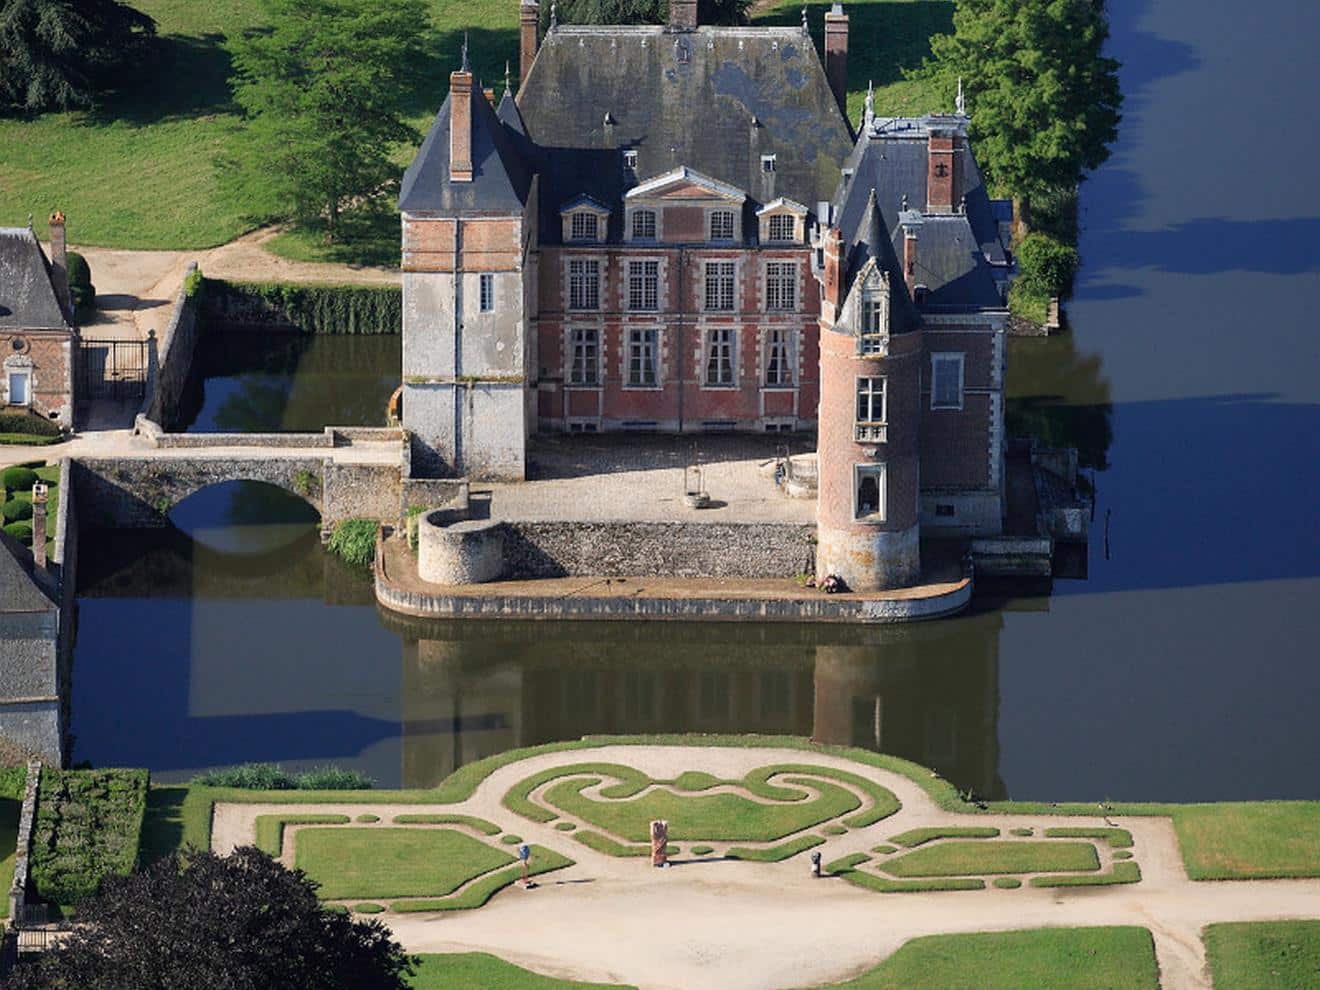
859,273,890,355
560,196,610,243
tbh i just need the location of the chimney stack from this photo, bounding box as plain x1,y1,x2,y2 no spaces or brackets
31,483,48,570
821,226,845,325
520,0,540,87
48,211,71,321
901,214,921,300
669,0,697,32
824,4,849,118
450,52,474,183
926,129,962,213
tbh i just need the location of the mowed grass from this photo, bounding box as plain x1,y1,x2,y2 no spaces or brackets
1173,803,1320,880
883,841,1099,878
296,827,514,901
0,795,19,920
2,0,948,254
800,927,1159,990
410,953,636,990
1203,921,1320,990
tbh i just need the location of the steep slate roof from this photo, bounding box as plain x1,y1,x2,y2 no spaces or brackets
399,85,534,216
0,227,68,331
839,190,919,334
0,531,55,613
892,215,1002,309
517,25,854,243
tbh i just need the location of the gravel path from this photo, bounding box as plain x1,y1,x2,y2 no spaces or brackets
209,744,1320,990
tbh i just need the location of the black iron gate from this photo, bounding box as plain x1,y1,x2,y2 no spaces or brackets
79,337,148,401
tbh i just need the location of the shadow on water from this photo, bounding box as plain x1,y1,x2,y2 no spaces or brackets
1085,217,1320,276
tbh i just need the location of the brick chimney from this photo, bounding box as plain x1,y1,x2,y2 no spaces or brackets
450,58,474,183
669,0,697,31
31,483,48,570
824,4,849,119
520,0,539,86
901,214,921,300
821,226,845,325
926,129,962,213
47,211,71,321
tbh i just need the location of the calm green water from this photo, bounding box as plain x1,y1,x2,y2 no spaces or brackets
69,0,1320,801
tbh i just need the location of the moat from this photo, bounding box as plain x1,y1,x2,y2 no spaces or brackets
68,0,1320,804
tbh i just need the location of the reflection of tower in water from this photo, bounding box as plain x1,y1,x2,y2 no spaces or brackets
391,614,1005,800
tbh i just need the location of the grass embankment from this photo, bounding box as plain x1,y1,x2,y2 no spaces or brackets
410,953,636,990
0,0,947,260
296,827,513,901
1203,921,1320,990
800,927,1160,990
883,840,1099,878
1174,803,1320,880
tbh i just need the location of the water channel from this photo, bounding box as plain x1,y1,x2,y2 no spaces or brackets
70,0,1320,802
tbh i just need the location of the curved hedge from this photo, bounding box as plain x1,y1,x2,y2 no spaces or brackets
0,413,62,438
2,466,39,491
2,498,32,522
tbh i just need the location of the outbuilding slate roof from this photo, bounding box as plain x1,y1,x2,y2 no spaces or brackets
0,227,68,331
0,530,55,613
517,25,854,243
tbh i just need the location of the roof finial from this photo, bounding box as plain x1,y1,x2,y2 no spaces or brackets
864,80,875,130
801,3,809,33
504,60,511,95
900,193,908,212
956,76,965,115
26,213,33,230
461,32,470,71
550,1,557,28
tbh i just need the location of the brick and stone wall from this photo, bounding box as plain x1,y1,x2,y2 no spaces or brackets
141,263,199,428
1,330,73,428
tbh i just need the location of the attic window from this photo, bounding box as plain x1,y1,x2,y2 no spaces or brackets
570,212,599,242
709,211,735,242
761,154,777,173
767,214,796,243
631,209,656,241
623,149,638,171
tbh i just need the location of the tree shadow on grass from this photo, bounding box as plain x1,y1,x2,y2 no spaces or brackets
88,33,237,127
138,786,189,867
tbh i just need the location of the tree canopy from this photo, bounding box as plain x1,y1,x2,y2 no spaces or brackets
222,0,428,241
915,0,1122,199
0,0,155,113
3,847,414,990
541,0,752,30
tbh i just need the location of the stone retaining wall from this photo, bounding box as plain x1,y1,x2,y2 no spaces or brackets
140,262,199,429
7,762,40,922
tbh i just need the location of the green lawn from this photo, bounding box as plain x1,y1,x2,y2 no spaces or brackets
295,827,514,901
1174,803,1320,880
252,813,350,856
1043,827,1133,849
800,928,1159,990
1203,921,1320,990
410,953,636,990
889,826,1000,848
391,845,573,912
0,794,19,921
883,841,1099,878
2,0,949,257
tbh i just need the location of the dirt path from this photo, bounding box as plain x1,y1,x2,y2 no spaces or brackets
209,744,1320,990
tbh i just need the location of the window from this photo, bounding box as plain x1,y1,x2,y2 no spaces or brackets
570,211,599,242
631,209,656,241
622,148,638,170
764,328,793,386
935,504,956,517
627,329,659,386
761,154,777,173
767,214,795,242
855,376,886,441
854,463,887,520
705,328,735,387
478,273,494,313
568,259,600,311
860,289,887,354
931,353,965,409
709,210,735,241
569,328,599,385
765,262,797,311
704,261,735,311
6,370,29,406
627,260,659,311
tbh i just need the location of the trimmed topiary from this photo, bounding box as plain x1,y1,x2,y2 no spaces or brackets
3,466,39,492
0,413,62,438
3,499,33,522
3,520,33,545
66,251,97,322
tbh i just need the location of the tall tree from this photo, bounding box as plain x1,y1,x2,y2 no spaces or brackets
222,0,428,241
0,0,155,112
915,0,1122,200
2,847,414,989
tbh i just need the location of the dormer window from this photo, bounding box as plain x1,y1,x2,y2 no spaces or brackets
709,210,736,242
761,154,777,173
623,149,638,171
767,214,795,243
860,283,889,355
631,209,657,241
570,212,599,242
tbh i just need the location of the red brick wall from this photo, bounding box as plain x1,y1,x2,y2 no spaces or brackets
920,328,995,488
0,330,71,422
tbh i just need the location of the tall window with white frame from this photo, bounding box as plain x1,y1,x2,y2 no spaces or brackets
855,376,886,442
704,261,735,311
627,328,659,386
569,328,599,386
478,273,495,313
705,328,736,387
628,260,659,312
709,210,735,242
631,209,656,241
854,463,886,521
570,211,599,242
930,353,965,409
860,286,888,354
568,259,600,311
765,261,797,311
6,368,30,406
764,329,793,386
767,214,795,243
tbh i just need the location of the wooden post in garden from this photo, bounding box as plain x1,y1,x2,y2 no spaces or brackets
650,820,668,868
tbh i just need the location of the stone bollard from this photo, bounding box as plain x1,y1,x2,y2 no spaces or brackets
810,851,822,878
650,820,669,868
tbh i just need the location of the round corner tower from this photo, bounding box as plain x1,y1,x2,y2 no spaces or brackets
814,228,922,591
